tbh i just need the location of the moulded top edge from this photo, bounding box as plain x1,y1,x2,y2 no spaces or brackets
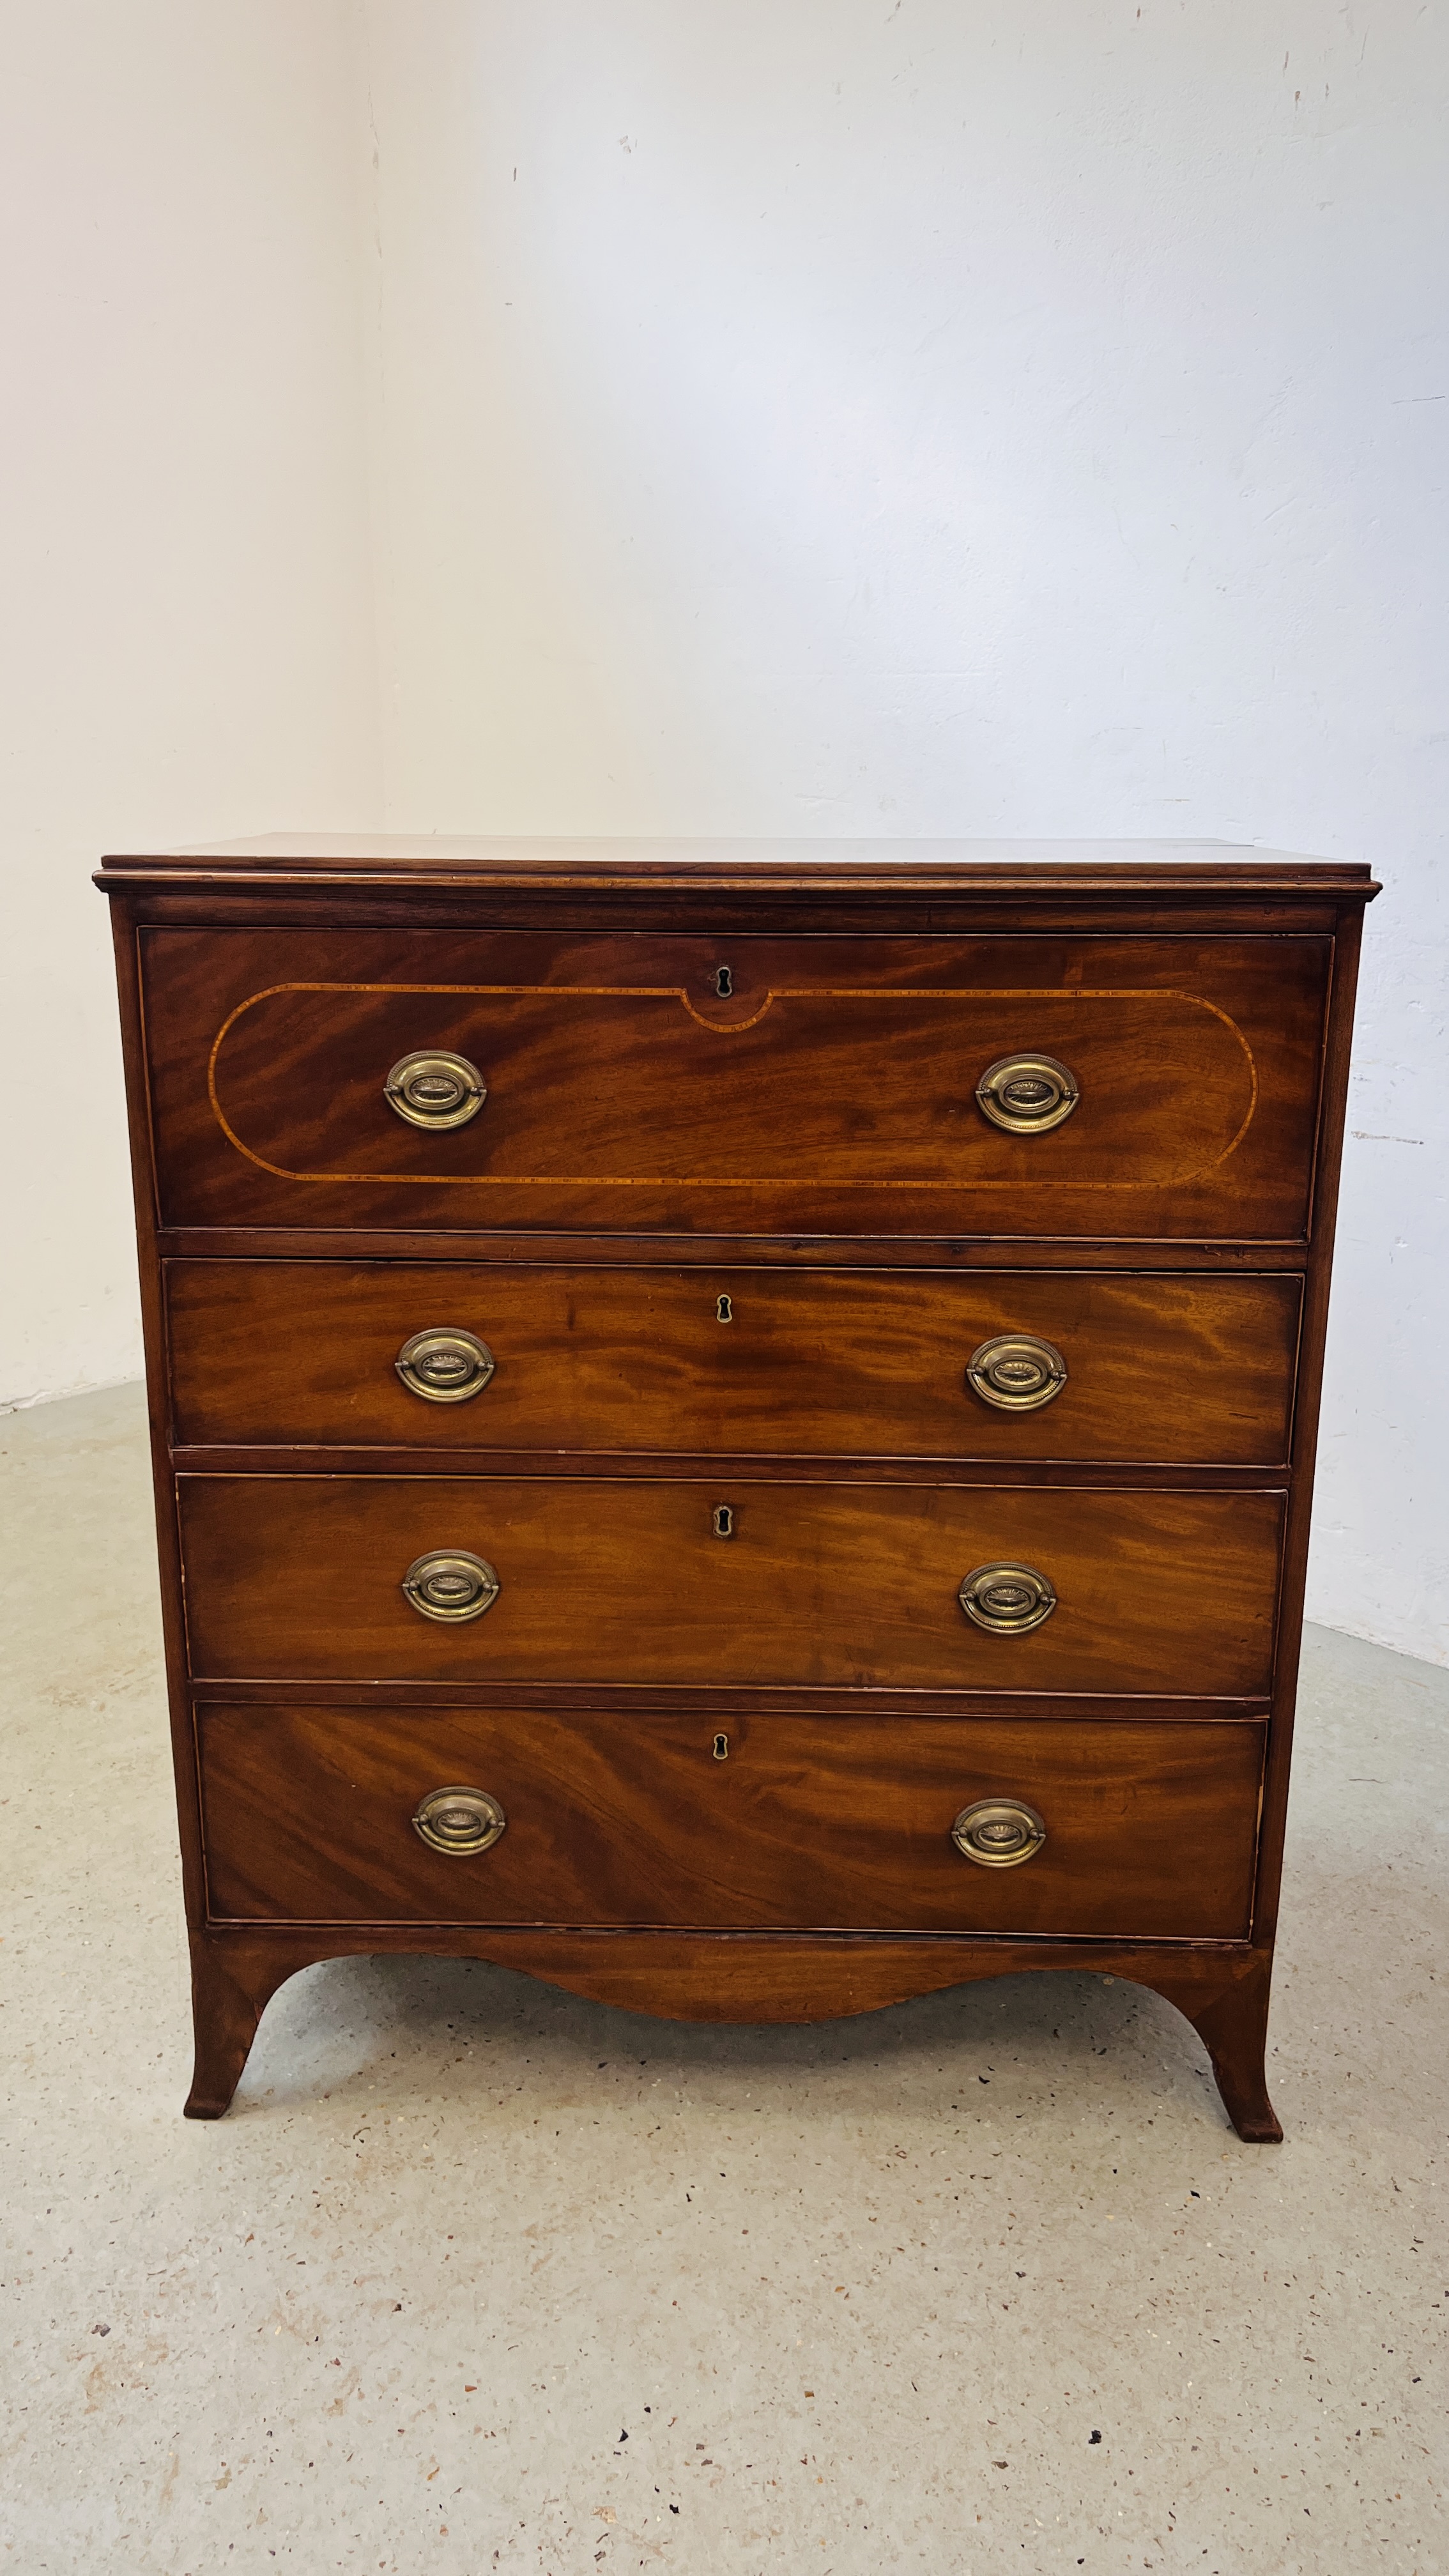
95,832,1379,900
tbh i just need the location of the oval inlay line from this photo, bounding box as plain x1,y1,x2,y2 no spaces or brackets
206,982,1259,1190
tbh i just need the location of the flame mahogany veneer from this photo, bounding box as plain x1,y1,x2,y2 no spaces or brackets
98,838,1377,2135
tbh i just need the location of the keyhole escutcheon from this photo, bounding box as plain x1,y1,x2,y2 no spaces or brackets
712,1504,735,1539
712,1732,730,1761
716,1293,733,1323
714,965,733,997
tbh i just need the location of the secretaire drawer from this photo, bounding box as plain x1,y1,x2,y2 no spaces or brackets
197,1703,1264,1939
176,1476,1284,1694
167,1261,1301,1465
141,928,1330,1239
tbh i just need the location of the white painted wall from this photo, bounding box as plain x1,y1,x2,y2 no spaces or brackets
4,4,1445,1664
0,3,381,1408
357,0,1449,1664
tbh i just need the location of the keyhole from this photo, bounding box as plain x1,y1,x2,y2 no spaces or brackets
716,1293,733,1323
714,965,733,997
712,1503,734,1539
712,1733,730,1761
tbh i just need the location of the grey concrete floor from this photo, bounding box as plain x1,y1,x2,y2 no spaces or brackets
1,1384,1445,2576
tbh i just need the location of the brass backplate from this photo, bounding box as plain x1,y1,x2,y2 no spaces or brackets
975,1051,1080,1134
412,1786,507,1856
958,1560,1057,1634
966,1331,1068,1413
395,1326,496,1404
384,1048,487,1130
951,1797,1047,1868
401,1549,500,1623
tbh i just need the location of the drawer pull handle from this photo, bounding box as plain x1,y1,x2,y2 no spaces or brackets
975,1051,1079,1134
966,1332,1068,1413
401,1549,500,1623
958,1560,1057,1634
385,1048,487,1130
395,1327,496,1404
412,1786,506,1855
951,1798,1046,1869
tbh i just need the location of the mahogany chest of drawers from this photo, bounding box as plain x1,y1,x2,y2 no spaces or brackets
98,838,1377,2134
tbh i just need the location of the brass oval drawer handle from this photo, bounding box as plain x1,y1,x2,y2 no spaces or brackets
401,1549,500,1623
395,1327,496,1404
385,1048,487,1130
412,1786,506,1855
966,1331,1068,1413
976,1052,1079,1134
958,1560,1057,1634
951,1797,1046,1869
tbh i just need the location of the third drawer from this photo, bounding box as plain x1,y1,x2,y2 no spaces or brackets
177,1476,1285,1694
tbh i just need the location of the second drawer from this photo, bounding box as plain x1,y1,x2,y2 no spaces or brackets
177,1476,1285,1694
166,1262,1301,1464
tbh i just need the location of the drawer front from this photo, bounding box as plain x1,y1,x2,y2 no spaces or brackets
167,1262,1300,1465
142,928,1329,1239
178,1477,1284,1694
197,1704,1264,1938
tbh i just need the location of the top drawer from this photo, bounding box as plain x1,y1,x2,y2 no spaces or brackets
140,928,1330,1239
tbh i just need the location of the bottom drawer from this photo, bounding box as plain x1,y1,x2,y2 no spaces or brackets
197,1706,1264,1940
